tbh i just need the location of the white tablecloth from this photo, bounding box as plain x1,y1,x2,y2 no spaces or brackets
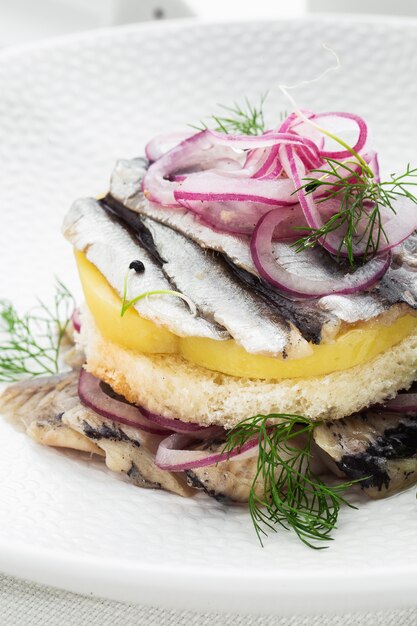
1,573,417,626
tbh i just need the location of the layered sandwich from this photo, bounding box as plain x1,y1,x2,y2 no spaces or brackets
2,106,417,545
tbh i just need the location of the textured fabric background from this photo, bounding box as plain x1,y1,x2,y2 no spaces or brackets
1,574,417,626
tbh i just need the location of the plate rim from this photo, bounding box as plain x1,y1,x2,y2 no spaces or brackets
1,534,417,615
2,12,417,63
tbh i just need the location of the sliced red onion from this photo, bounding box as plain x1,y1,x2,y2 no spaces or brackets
365,150,380,184
279,109,316,134
279,110,367,160
243,146,265,171
139,405,224,439
174,171,295,206
283,145,417,259
313,112,368,159
71,308,81,333
144,128,322,207
243,134,284,179
78,370,171,436
250,207,390,298
173,171,300,234
143,131,240,206
378,389,417,414
248,130,283,179
155,433,259,471
145,131,193,162
265,161,284,179
207,129,320,159
280,145,356,257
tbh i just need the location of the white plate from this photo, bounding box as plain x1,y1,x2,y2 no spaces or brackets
1,16,417,617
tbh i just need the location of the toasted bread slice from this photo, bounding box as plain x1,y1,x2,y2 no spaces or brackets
80,310,417,427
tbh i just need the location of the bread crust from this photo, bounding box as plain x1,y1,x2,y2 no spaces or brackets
80,310,417,428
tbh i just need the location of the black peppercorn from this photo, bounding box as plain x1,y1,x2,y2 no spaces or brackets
129,260,145,273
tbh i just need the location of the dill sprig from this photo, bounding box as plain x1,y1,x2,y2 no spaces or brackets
120,267,197,317
0,281,74,382
223,414,357,548
293,159,417,267
191,94,267,136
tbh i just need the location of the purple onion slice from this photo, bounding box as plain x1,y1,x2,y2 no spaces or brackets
78,370,171,436
250,207,390,298
71,308,81,334
378,389,417,414
155,433,259,471
139,405,225,439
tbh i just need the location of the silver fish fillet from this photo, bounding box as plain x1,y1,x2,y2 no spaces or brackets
0,370,80,430
314,412,417,497
109,158,417,337
0,370,103,455
0,371,192,496
63,404,193,496
62,197,227,341
186,433,327,503
185,441,261,503
141,216,307,357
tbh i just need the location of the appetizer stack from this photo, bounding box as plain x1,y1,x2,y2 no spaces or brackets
3,107,417,545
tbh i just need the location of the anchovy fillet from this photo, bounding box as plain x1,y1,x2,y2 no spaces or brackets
314,412,417,497
62,197,227,341
0,371,192,496
140,216,302,357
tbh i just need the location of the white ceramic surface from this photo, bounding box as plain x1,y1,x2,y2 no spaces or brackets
1,17,417,616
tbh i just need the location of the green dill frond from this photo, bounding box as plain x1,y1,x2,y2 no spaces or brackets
120,267,197,317
0,281,74,382
293,159,417,267
223,414,358,548
191,93,268,136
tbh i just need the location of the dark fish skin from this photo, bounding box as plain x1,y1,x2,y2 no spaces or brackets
102,194,166,266
377,234,417,308
314,412,417,497
127,461,162,490
185,470,231,503
222,256,330,345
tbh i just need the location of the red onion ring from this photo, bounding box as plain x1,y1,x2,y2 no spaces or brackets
145,131,193,162
250,207,390,298
313,111,368,159
279,110,316,133
175,177,308,236
377,389,417,414
78,370,171,436
283,145,417,259
207,129,320,159
144,129,322,207
155,433,259,471
252,146,281,179
365,150,380,184
139,405,224,439
71,308,81,333
174,171,295,206
143,131,239,206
